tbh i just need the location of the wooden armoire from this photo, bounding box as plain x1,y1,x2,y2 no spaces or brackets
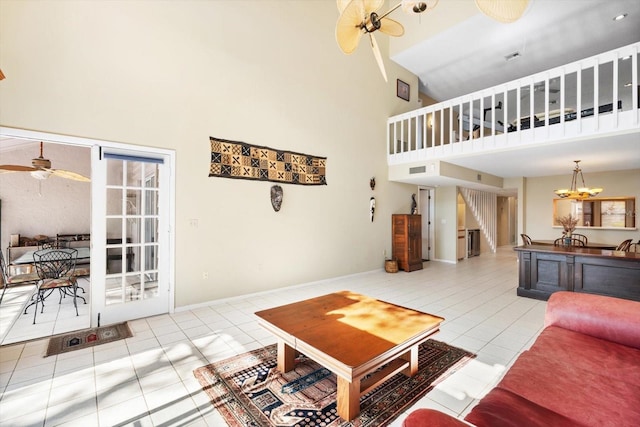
392,214,423,272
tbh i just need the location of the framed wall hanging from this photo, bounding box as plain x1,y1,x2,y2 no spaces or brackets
397,79,410,101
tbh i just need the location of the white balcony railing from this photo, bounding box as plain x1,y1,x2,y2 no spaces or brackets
388,42,640,165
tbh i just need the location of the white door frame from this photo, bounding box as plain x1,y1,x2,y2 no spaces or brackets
0,127,176,326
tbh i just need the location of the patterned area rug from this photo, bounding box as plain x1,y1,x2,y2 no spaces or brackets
193,340,474,426
45,322,132,357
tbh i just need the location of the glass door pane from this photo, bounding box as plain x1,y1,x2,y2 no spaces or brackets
105,158,160,305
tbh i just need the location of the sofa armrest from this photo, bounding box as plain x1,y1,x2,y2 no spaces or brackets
544,291,640,349
403,409,473,427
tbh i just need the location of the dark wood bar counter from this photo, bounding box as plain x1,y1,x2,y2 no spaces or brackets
514,244,640,302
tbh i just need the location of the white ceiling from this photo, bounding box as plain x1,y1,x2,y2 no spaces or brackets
388,0,640,185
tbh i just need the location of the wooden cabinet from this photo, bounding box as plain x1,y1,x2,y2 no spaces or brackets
392,214,423,272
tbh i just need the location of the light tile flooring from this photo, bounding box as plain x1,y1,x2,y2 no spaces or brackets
1,278,91,345
0,247,547,426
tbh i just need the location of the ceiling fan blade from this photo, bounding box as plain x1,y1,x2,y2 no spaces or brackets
363,0,384,14
336,0,350,13
48,169,91,182
369,33,388,82
0,165,38,172
336,0,366,54
378,17,404,37
475,0,529,23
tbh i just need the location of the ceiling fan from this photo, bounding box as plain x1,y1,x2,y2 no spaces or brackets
0,141,90,182
336,0,421,82
336,0,529,81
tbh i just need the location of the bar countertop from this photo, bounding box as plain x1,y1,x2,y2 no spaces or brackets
514,244,640,260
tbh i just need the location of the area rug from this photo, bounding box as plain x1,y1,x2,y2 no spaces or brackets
45,322,132,357
193,339,474,427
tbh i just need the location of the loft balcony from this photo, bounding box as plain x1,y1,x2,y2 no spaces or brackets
387,42,640,190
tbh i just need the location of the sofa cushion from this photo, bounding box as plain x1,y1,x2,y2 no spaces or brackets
465,387,586,427
495,348,640,426
545,291,640,349
403,409,471,427
532,326,640,387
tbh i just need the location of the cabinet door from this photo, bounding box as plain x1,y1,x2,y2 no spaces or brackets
408,215,422,263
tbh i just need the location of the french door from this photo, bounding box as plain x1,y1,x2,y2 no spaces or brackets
91,147,172,326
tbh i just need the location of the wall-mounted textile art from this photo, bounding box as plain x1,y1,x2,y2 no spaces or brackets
209,136,327,185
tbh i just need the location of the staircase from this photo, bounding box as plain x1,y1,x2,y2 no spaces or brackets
460,188,497,253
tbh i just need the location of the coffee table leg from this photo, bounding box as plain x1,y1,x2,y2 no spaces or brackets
402,345,420,377
277,340,296,372
337,376,360,420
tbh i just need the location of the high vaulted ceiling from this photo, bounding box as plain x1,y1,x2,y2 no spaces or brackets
386,0,640,185
391,0,640,101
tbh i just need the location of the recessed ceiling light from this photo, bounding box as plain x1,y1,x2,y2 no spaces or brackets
613,13,627,21
624,82,633,87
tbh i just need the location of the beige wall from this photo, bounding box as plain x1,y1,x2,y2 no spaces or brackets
0,1,422,307
524,169,640,243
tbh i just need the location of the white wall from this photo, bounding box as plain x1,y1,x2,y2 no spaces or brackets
0,1,421,306
0,143,91,252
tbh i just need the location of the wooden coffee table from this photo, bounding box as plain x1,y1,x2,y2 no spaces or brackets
254,290,444,420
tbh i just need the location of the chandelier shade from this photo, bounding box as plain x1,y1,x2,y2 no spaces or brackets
554,161,603,200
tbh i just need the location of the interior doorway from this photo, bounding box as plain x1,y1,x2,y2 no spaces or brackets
0,127,175,344
0,140,91,344
419,187,434,261
497,195,518,246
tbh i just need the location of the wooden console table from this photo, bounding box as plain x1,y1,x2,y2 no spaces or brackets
514,245,640,301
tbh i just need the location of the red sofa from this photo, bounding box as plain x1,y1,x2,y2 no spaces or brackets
403,291,640,427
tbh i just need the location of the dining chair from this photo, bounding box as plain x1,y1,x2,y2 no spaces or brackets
520,234,532,245
615,239,633,251
554,237,586,247
571,234,588,244
0,251,40,305
27,248,86,324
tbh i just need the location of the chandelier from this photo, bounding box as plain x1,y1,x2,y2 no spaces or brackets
554,160,603,200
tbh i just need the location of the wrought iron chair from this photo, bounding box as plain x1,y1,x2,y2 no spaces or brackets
571,234,588,244
554,237,586,247
0,251,40,304
26,248,86,324
520,234,532,245
615,239,633,251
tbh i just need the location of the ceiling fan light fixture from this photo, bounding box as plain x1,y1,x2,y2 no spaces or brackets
401,0,438,14
30,169,52,180
474,0,529,23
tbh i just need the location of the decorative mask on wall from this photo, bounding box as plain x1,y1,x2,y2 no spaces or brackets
271,185,283,212
370,197,376,222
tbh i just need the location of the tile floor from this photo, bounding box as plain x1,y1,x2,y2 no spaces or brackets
0,247,547,426
1,278,91,345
